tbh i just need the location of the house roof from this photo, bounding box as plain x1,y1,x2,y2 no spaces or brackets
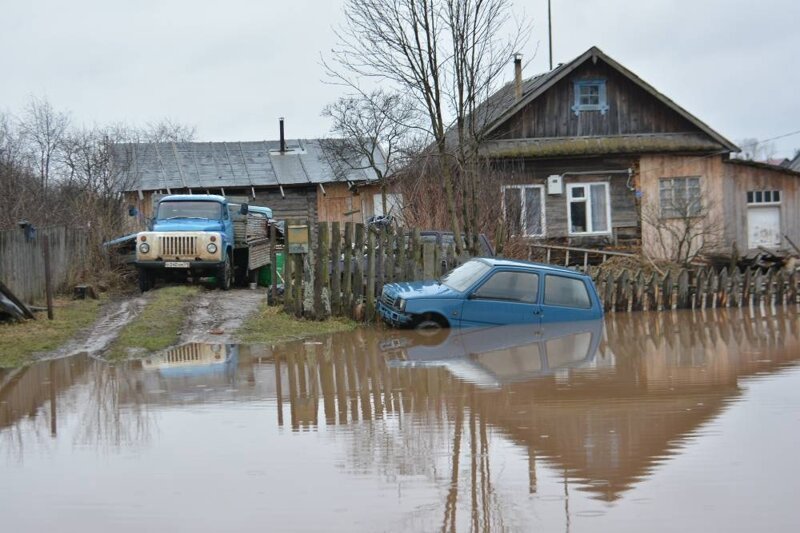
476,46,739,154
787,152,800,172
111,139,384,192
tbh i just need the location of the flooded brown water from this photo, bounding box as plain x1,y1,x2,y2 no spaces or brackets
2,308,800,532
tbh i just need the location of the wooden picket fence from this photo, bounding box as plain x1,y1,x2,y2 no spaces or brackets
277,221,469,322
274,221,800,322
586,264,800,312
0,227,89,305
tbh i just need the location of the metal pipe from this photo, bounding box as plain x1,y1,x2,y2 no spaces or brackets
279,117,286,153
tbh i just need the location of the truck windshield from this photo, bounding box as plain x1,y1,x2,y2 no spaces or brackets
157,201,222,220
440,259,491,292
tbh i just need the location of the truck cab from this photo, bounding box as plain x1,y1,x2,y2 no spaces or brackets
135,195,244,291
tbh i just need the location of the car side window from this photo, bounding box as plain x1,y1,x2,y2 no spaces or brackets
473,271,539,303
544,275,592,309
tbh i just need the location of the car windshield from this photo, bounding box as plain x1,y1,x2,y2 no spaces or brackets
157,201,222,220
440,259,491,292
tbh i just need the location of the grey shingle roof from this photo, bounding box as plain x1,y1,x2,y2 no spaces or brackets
112,139,382,192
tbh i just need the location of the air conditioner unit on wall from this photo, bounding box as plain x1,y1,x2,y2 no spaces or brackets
547,175,563,195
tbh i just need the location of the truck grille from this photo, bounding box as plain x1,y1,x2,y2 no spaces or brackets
159,235,198,257
166,343,203,364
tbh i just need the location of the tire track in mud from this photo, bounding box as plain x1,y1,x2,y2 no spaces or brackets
38,295,149,360
178,288,266,345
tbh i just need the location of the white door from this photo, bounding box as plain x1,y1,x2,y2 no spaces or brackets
747,206,781,248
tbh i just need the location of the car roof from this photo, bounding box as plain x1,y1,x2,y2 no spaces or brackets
473,257,590,277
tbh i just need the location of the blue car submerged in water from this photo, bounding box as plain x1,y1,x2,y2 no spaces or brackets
378,258,603,329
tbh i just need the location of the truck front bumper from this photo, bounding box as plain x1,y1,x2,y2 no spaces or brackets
136,260,225,272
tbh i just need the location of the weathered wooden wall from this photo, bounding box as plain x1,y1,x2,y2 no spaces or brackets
492,58,704,139
0,227,88,304
640,154,800,259
722,160,800,253
494,157,640,243
316,182,380,225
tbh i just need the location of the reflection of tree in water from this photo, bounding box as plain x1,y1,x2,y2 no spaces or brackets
73,360,155,450
0,357,91,462
0,356,155,460
276,307,800,528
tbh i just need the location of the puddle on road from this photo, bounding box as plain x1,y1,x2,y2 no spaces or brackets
2,307,800,532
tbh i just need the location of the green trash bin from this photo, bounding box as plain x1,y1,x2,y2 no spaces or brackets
258,252,285,287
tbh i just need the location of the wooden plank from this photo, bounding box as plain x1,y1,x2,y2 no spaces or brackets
331,222,342,316
343,222,353,315
422,242,435,279
366,231,376,323
353,224,365,316
270,222,278,304
396,231,408,282
283,221,295,314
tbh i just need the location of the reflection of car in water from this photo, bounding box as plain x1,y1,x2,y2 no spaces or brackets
378,258,603,330
381,320,603,388
142,343,238,376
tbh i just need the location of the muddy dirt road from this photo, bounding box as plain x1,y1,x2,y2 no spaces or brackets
177,288,265,344
39,287,266,361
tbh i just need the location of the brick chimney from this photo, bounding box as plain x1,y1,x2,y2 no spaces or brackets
513,53,523,100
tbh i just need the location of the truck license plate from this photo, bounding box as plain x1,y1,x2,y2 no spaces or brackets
165,261,190,268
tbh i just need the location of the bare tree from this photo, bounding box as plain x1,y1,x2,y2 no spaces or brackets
322,89,419,218
642,182,723,266
17,96,70,191
327,0,528,253
734,137,778,162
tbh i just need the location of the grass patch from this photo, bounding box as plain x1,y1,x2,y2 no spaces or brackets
238,304,358,344
107,285,199,359
0,297,105,368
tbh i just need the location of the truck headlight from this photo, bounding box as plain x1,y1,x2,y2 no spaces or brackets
207,243,218,254
396,298,406,311
139,243,150,254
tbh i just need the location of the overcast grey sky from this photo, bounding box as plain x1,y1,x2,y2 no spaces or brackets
2,0,798,156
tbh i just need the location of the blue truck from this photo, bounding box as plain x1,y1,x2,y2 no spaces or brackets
134,194,273,292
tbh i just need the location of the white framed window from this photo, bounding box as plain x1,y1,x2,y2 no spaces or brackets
567,183,611,235
502,185,545,237
659,177,701,218
746,190,781,205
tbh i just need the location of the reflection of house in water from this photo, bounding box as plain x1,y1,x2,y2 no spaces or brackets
273,308,800,502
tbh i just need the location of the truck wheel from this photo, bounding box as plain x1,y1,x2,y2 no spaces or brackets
138,269,155,293
218,256,233,291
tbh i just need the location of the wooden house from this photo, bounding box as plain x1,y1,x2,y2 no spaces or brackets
111,124,383,231
472,46,800,259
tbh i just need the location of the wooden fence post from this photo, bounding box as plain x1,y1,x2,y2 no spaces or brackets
42,234,54,320
386,227,396,284
677,269,689,309
397,230,408,282
343,222,353,315
422,242,435,279
353,224,365,318
411,229,421,279
662,271,673,310
270,221,278,305
331,222,341,316
316,222,330,319
366,230,376,323
283,222,294,315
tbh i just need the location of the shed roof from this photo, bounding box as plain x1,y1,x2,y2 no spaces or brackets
111,139,383,192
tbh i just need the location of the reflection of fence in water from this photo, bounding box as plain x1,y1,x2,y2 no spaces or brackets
274,308,800,504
